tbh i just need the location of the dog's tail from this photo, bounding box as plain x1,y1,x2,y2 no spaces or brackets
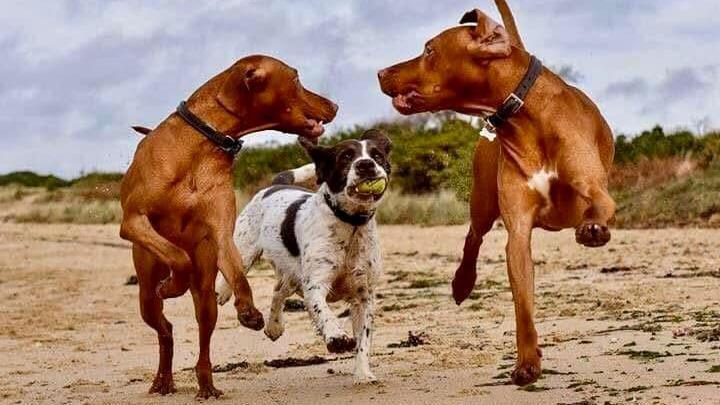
494,0,525,49
131,126,153,136
272,163,317,185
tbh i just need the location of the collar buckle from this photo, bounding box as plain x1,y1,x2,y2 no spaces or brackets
503,93,524,114
485,55,542,130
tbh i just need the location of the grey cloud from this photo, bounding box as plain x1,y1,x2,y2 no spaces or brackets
640,67,715,115
549,64,584,84
0,0,719,176
657,67,712,100
605,66,715,106
605,78,650,98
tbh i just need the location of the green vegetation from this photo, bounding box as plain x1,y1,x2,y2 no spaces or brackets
233,117,477,195
3,118,720,226
376,190,468,226
0,171,70,190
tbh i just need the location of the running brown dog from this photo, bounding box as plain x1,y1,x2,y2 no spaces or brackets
378,1,615,386
120,55,337,398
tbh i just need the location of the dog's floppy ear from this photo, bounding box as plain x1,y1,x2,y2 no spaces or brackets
242,67,267,92
299,138,334,185
217,64,268,115
361,129,392,155
459,9,512,59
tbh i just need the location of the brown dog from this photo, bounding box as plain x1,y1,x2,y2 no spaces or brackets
120,55,337,398
378,1,615,386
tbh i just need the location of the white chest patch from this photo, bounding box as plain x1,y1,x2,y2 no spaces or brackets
527,169,558,201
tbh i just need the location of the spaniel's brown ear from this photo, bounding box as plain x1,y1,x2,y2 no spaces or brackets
299,138,333,185
459,9,512,59
361,129,392,155
216,65,267,115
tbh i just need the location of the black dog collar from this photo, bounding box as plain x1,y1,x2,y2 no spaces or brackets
176,101,244,156
323,193,375,227
484,55,543,131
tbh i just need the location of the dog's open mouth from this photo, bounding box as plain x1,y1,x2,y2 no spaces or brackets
392,91,424,115
299,118,325,140
347,177,388,200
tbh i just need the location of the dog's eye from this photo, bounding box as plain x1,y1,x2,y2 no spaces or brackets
340,151,354,161
371,151,383,161
424,45,434,56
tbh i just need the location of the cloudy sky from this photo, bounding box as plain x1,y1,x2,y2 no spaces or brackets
1,0,718,178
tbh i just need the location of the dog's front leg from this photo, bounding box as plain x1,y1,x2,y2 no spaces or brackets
350,286,376,383
499,171,542,387
505,218,542,386
301,259,355,353
350,234,381,383
209,196,264,331
556,141,616,247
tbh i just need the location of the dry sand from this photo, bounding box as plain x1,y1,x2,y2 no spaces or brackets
1,223,719,404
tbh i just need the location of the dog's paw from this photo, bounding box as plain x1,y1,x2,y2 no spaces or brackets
155,275,190,299
195,384,223,400
148,373,176,395
511,362,542,386
326,335,356,353
237,306,265,331
264,322,284,341
353,372,378,385
451,266,477,305
575,222,611,247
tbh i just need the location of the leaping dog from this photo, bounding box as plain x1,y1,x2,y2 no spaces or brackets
378,0,615,386
120,55,337,398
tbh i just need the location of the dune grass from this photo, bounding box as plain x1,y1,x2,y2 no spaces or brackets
376,190,468,226
15,200,122,224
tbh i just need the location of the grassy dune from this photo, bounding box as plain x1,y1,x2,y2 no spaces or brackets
3,160,720,228
2,122,720,227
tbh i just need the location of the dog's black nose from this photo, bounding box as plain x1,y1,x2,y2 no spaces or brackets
355,159,377,176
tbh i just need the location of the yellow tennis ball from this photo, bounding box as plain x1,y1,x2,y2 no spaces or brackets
357,178,387,194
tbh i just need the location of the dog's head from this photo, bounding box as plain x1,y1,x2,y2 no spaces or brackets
217,55,338,140
377,2,525,116
300,129,392,211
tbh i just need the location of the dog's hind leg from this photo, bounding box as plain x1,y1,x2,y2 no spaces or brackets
452,137,500,304
120,213,191,299
189,239,223,399
264,278,294,341
133,245,176,395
